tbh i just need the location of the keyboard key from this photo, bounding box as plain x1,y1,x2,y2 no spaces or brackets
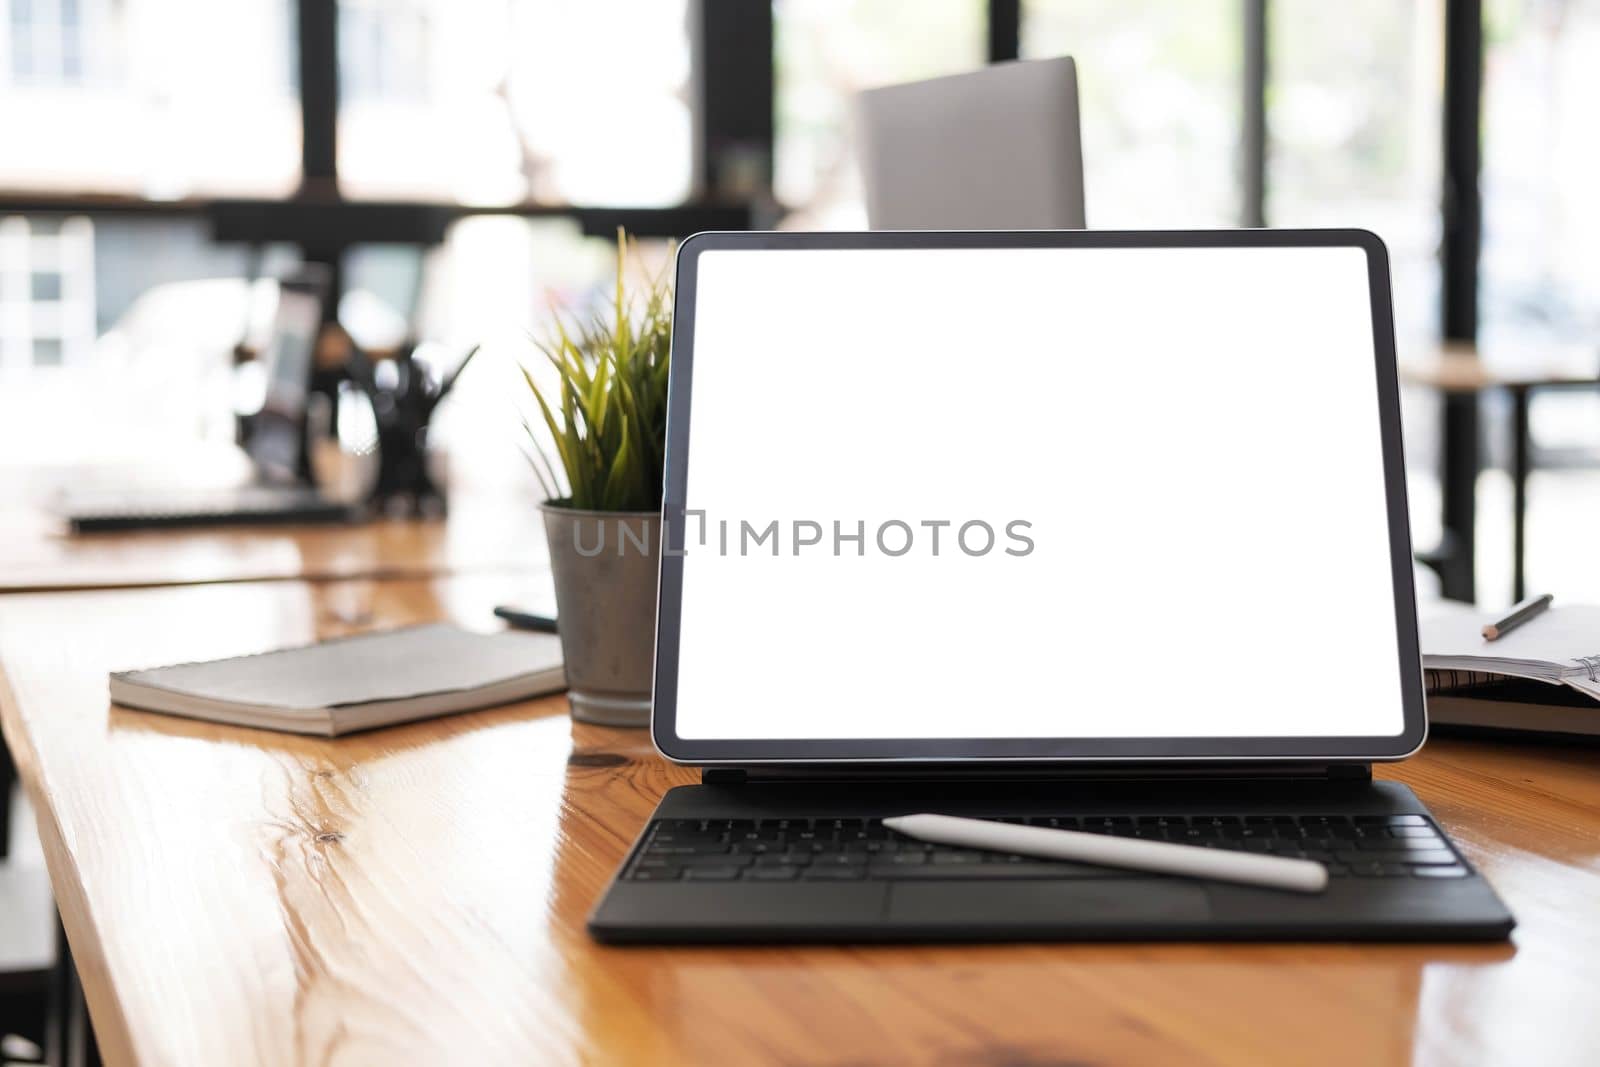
885,851,928,865
681,853,752,869
842,828,889,842
1356,838,1446,852
802,866,866,881
1348,862,1412,878
753,853,809,867
730,830,784,843
812,854,867,868
645,843,729,856
759,818,810,830
1412,865,1469,878
746,866,800,881
1343,847,1457,865
683,866,742,881
869,862,1118,880
930,851,983,865
1398,850,1459,866
629,868,681,881
650,830,726,845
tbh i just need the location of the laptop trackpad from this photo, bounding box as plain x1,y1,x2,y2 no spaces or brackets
887,879,1212,925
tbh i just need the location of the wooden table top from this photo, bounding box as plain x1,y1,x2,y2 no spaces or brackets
0,462,549,593
4,575,1600,1066
1398,341,1600,392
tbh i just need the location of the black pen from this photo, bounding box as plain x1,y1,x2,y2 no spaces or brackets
1482,593,1553,641
494,604,560,634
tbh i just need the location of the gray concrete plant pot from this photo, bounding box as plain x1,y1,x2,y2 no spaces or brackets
540,504,661,727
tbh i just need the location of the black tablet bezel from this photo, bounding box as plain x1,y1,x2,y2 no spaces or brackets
650,229,1427,765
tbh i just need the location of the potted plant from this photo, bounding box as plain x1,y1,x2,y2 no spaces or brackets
519,233,671,727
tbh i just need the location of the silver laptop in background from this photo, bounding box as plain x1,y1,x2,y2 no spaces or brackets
856,57,1087,230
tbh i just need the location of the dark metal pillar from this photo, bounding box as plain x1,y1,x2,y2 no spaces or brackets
1437,0,1484,602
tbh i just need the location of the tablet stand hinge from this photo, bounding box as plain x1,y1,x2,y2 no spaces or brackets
701,762,1373,785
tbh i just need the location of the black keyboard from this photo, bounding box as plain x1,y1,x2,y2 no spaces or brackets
624,814,1469,883
66,487,353,532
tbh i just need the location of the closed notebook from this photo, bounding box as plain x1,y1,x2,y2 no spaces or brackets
109,623,566,736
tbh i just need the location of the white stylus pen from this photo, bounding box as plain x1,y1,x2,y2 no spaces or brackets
882,813,1329,894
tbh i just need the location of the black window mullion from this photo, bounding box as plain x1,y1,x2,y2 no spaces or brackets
295,0,339,195
1441,0,1482,342
691,0,774,201
988,0,1020,63
1242,0,1268,228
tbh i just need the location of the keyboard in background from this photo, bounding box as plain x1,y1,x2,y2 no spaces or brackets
64,486,354,532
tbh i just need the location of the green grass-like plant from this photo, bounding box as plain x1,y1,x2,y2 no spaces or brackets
520,231,672,512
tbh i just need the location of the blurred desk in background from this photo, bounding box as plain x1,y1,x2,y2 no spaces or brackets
3,573,1600,1066
1399,342,1600,603
0,458,548,594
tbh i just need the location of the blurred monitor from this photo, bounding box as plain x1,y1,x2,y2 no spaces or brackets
248,275,325,482
856,57,1086,230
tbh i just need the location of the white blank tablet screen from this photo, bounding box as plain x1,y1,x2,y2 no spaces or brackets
673,245,1407,740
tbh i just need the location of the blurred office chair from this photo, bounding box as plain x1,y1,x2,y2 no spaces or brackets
855,57,1086,230
0,755,54,1063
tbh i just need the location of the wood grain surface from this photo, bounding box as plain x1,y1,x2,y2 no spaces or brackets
1398,341,1600,392
0,462,549,593
3,574,1599,1066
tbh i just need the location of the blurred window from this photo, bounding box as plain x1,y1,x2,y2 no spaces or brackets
0,0,300,198
336,0,692,206
341,1,430,104
1481,0,1600,351
7,0,88,86
0,215,95,372
1022,0,1240,228
774,0,986,228
1267,0,1444,346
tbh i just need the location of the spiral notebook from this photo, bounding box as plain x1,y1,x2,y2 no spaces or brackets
1421,604,1600,736
109,623,566,736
